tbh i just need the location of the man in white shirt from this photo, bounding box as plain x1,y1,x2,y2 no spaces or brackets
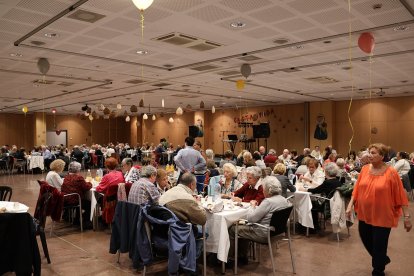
278,149,291,163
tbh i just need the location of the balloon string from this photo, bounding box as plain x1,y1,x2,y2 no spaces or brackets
369,54,373,145
109,117,111,143
347,0,355,154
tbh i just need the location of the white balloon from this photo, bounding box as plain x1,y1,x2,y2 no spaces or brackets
131,0,154,10
37,58,50,75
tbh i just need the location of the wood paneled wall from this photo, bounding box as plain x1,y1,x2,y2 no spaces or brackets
2,96,414,155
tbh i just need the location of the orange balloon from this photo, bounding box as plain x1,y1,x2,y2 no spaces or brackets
236,79,245,90
358,32,375,54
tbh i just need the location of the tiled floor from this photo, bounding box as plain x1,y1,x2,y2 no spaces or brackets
1,172,413,275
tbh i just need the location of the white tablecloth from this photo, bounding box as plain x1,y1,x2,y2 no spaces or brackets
293,191,314,229
28,156,44,170
87,180,99,221
127,149,136,157
204,204,249,262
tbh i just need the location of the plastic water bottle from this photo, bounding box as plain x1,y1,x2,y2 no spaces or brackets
96,168,103,180
86,169,92,182
213,182,221,202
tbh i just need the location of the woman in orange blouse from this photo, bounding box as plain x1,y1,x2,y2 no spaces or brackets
346,143,411,276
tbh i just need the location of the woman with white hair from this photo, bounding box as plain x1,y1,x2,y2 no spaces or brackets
46,159,65,190
232,166,265,205
228,176,291,264
219,163,242,198
205,149,215,161
301,162,343,232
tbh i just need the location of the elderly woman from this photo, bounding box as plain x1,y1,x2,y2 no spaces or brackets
298,158,325,189
128,165,160,205
95,157,125,193
155,169,170,194
219,163,242,199
336,158,351,184
228,176,291,264
121,158,140,184
273,163,296,198
220,150,236,168
301,162,343,231
346,143,411,275
233,166,265,205
61,162,92,225
46,159,65,190
394,151,410,177
205,149,215,162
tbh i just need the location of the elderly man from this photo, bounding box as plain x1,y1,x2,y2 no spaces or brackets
296,147,311,168
159,172,207,261
174,136,206,183
128,165,160,205
258,146,266,159
232,166,265,205
278,149,291,163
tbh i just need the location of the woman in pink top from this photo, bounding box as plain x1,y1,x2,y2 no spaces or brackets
96,157,125,193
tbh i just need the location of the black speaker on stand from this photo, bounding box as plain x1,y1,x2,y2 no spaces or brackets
253,123,270,152
189,126,199,138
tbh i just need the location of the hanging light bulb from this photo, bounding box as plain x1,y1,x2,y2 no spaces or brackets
162,98,164,108
152,114,156,120
22,106,28,113
131,0,154,10
116,103,122,109
176,106,183,115
52,108,56,114
84,111,89,116
125,115,130,122
143,113,148,120
212,106,216,114
200,101,205,109
139,99,144,107
169,117,174,123
89,114,93,121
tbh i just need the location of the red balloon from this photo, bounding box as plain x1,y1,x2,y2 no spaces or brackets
55,130,61,135
358,32,375,54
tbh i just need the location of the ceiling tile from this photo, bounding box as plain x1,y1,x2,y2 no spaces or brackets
249,6,295,23
219,0,273,12
187,5,235,23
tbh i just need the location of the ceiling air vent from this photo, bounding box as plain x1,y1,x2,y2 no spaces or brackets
171,94,199,98
125,79,144,84
305,76,339,84
58,82,74,87
153,32,222,51
190,64,220,71
217,70,241,76
68,9,106,23
152,82,172,87
33,79,55,85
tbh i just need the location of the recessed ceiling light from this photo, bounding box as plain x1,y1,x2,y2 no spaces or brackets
221,60,228,63
323,40,332,44
9,53,23,57
291,45,304,49
222,102,226,105
401,80,408,83
393,25,409,31
330,93,334,96
163,64,174,68
44,33,58,38
230,22,246,28
342,66,352,70
372,3,382,10
136,50,149,55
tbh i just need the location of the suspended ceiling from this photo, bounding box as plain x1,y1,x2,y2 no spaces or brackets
0,0,413,116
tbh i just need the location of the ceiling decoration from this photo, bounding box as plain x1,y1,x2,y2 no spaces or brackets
0,0,413,114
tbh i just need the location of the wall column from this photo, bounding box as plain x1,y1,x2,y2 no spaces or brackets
34,112,47,146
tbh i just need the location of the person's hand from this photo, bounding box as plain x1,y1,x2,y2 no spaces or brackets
299,175,304,180
345,206,353,219
250,200,257,207
404,219,412,232
232,196,242,203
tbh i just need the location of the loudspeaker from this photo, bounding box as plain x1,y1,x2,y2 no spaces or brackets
189,126,199,138
253,123,270,138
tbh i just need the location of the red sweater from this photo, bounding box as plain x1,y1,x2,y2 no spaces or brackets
234,182,265,205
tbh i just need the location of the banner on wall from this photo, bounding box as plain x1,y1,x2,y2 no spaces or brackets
314,114,328,140
234,108,274,124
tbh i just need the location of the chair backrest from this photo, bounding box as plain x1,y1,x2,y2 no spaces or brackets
269,205,294,236
35,190,52,228
0,186,12,201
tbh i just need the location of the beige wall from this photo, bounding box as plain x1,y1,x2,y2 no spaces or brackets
2,96,414,155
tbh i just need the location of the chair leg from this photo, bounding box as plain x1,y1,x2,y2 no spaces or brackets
117,251,120,263
234,224,238,275
268,236,276,276
287,234,296,273
39,230,51,264
202,225,206,276
79,206,83,232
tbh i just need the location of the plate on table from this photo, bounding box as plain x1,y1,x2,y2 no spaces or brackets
0,201,29,213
